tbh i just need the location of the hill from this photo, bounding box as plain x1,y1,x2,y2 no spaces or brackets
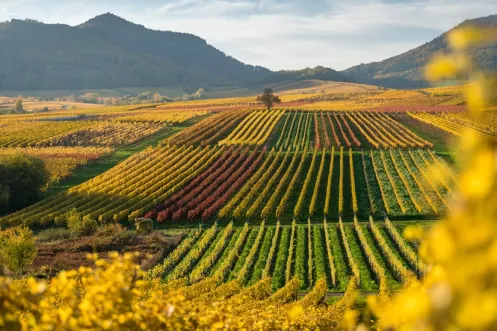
0,13,271,92
259,66,354,86
0,14,355,94
343,15,497,88
267,80,379,95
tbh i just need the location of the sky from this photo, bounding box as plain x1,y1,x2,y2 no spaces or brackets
1,0,496,70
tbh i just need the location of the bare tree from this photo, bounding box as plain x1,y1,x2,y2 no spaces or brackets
256,88,281,111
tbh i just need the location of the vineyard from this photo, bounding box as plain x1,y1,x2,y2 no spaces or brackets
0,144,454,227
0,90,471,295
219,109,284,146
0,120,168,147
408,110,497,139
147,218,423,291
0,146,113,185
214,110,434,150
1,20,496,330
0,104,213,190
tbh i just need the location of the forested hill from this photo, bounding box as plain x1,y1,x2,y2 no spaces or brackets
0,13,271,92
258,66,354,85
0,13,356,93
343,15,497,88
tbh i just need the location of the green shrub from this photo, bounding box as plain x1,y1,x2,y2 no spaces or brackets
37,228,71,242
134,218,153,234
0,153,49,214
66,210,98,237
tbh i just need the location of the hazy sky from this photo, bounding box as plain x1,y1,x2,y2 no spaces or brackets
1,0,496,70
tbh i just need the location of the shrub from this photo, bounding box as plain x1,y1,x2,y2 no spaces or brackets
66,210,98,237
117,230,135,242
53,216,67,226
94,223,126,237
0,226,37,275
37,228,71,242
135,218,153,234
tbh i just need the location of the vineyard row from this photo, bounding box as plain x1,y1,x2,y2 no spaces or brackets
0,146,455,227
150,218,423,292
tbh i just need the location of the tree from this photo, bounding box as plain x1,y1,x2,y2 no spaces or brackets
0,153,49,214
81,93,99,104
153,92,161,103
14,96,23,113
256,88,281,111
0,226,37,275
137,92,153,101
194,88,205,99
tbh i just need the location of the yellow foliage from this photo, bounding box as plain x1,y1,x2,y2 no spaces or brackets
425,54,467,82
0,253,357,330
448,26,497,50
366,26,497,330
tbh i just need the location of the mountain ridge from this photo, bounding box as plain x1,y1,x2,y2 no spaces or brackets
0,13,352,93
1,13,495,92
343,14,497,88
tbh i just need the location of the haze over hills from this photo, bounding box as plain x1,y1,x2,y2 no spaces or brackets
344,14,497,88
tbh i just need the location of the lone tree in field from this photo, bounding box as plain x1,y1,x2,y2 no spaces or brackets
257,88,281,111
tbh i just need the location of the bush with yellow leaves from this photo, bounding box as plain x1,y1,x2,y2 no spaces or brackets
0,251,359,330
361,26,497,330
0,226,36,276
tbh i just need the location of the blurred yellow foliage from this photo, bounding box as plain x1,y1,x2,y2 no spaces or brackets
0,252,358,330
365,25,497,330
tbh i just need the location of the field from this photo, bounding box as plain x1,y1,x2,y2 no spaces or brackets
0,13,496,329
0,104,209,189
0,80,378,100
148,218,424,292
0,96,103,111
0,85,495,295
0,146,113,185
0,143,455,227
